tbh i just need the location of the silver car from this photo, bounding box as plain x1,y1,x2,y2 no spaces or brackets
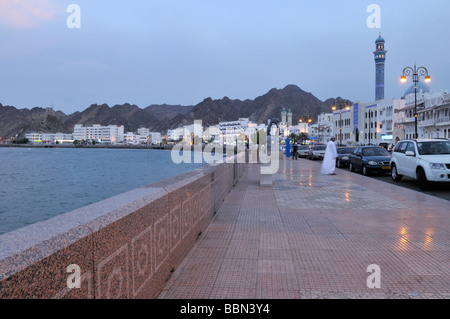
308,144,326,160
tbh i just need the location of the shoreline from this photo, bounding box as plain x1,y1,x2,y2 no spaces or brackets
0,143,174,150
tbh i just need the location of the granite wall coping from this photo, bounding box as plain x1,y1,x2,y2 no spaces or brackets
0,156,246,298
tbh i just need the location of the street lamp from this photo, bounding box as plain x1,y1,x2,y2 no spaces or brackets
400,64,431,139
298,116,312,142
298,116,312,124
332,98,351,146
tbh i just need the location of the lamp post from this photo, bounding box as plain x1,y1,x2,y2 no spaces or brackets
332,98,351,146
400,64,431,139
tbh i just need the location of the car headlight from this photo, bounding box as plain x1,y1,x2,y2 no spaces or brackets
429,163,446,170
368,161,378,166
342,156,349,160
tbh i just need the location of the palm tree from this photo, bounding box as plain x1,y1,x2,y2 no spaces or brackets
299,132,309,145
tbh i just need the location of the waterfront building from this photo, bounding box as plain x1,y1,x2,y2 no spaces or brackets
149,132,162,144
137,127,151,136
128,129,162,145
310,113,334,144
167,127,185,141
219,118,254,146
396,89,450,141
358,98,405,145
124,132,138,144
25,133,74,144
289,123,310,137
73,124,125,144
330,98,405,146
168,124,203,144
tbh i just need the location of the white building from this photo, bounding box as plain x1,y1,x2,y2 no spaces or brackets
167,127,185,141
124,132,137,144
132,128,162,145
219,118,254,145
149,132,162,144
137,127,150,136
358,98,405,145
397,89,450,141
288,123,310,137
168,123,204,143
73,124,125,144
329,98,405,146
310,113,334,144
25,132,74,144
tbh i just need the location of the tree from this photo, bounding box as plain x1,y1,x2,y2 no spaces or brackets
289,133,299,143
299,132,309,145
12,138,29,144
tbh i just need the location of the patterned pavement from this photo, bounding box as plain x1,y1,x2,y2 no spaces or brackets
159,158,450,299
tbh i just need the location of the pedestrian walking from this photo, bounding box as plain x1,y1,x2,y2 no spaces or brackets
321,136,338,175
292,142,299,160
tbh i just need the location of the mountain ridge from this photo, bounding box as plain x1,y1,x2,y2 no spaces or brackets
0,85,352,140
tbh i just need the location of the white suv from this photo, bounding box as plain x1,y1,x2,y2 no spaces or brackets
390,139,450,190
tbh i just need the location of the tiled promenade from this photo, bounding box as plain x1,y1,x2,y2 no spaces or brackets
159,157,450,299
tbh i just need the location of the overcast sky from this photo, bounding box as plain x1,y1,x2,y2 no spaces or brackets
1,0,449,114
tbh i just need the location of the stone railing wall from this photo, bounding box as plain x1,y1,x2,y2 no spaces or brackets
0,155,246,299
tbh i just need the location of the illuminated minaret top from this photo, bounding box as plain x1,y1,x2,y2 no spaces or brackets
374,33,387,101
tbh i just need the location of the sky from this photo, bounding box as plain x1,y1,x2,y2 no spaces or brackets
1,0,449,115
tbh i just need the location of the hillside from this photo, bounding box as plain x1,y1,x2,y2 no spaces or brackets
0,85,352,139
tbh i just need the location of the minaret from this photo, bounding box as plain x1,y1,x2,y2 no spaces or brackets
281,108,287,124
287,109,293,127
374,33,387,101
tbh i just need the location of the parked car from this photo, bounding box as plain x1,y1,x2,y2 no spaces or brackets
336,147,356,168
390,139,450,190
308,144,326,160
349,146,391,176
297,145,310,158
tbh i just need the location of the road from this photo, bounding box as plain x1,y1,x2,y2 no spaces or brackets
335,165,450,202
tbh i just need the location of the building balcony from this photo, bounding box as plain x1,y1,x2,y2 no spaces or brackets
397,117,415,125
435,116,450,126
418,119,436,127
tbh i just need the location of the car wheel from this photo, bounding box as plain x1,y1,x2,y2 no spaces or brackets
391,164,402,182
417,167,430,191
349,163,355,172
362,165,370,176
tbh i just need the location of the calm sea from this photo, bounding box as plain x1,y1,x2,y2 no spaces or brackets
0,147,203,235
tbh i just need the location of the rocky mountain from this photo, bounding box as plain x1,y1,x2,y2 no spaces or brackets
0,104,69,141
63,103,161,133
180,85,349,128
0,85,352,139
144,104,194,121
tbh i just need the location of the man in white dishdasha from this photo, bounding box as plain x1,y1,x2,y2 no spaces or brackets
321,136,338,175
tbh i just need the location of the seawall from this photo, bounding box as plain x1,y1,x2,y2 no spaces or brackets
0,154,246,298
